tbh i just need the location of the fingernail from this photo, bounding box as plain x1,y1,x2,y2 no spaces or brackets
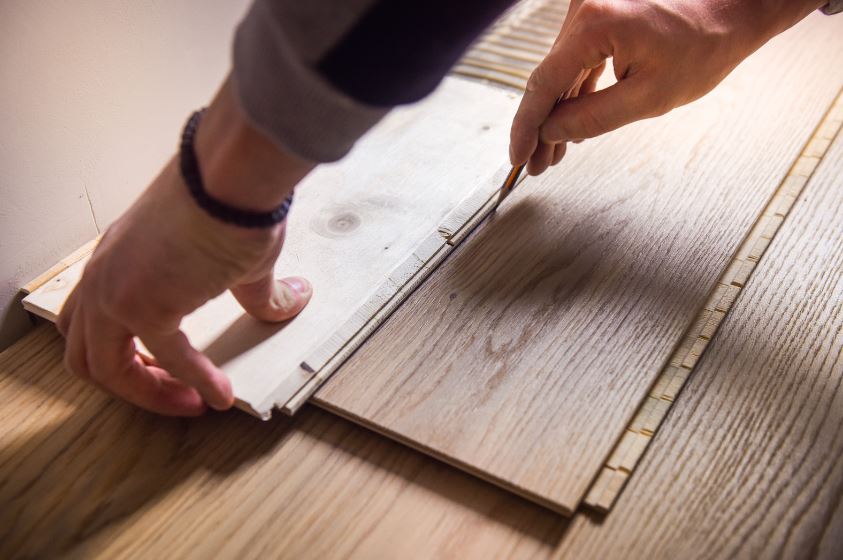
284,276,312,297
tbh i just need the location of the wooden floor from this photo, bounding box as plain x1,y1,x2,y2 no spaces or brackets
314,14,843,515
2,134,842,560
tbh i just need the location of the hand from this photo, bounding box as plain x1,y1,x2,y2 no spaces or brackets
57,77,315,416
510,0,826,175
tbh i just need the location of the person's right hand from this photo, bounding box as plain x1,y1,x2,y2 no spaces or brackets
510,0,826,175
57,77,315,416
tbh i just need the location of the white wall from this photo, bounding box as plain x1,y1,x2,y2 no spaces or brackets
0,0,251,349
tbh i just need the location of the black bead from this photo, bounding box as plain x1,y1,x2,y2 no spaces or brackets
179,109,294,228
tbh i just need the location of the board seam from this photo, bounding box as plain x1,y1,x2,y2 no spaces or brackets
278,170,522,414
582,88,843,512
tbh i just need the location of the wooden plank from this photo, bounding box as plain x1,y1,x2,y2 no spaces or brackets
584,87,843,512
19,238,100,296
314,14,843,515
554,113,843,560
4,126,843,556
0,327,566,560
20,77,522,419
452,0,565,91
4,128,843,560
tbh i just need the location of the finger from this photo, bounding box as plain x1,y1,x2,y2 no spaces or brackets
540,76,652,144
510,36,604,166
63,304,90,379
85,317,206,416
551,142,568,166
231,273,312,322
568,68,589,99
579,61,606,97
141,330,234,411
527,139,555,176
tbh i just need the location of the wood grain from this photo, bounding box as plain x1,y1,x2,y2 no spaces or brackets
3,120,843,559
553,113,843,560
585,89,843,511
314,14,843,515
0,327,566,559
452,0,566,91
20,77,521,419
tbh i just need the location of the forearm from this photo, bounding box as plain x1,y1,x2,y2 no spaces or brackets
195,77,314,212
231,0,513,164
191,0,517,212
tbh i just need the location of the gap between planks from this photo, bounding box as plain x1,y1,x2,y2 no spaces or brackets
18,169,522,418
583,88,843,512
282,170,524,413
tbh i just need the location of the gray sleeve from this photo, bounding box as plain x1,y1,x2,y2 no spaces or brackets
231,0,388,163
821,0,843,14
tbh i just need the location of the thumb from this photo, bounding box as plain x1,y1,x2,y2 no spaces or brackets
539,76,658,143
231,272,312,323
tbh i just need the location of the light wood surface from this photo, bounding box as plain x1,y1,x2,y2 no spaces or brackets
585,89,843,511
2,132,842,557
553,121,843,560
21,77,521,418
314,15,843,515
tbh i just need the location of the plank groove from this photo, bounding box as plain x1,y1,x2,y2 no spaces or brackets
20,78,522,419
585,87,843,511
555,121,843,560
314,14,843,515
3,124,843,555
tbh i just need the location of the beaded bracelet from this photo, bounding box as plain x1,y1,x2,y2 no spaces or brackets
179,109,293,228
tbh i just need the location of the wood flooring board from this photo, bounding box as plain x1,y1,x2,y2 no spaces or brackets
6,134,843,560
553,114,843,560
314,15,843,515
20,77,521,418
5,127,843,557
0,327,566,559
584,88,843,512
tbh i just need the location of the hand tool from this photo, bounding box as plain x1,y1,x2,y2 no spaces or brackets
494,163,525,207
494,88,579,209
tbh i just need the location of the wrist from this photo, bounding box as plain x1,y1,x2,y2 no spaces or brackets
689,0,825,67
195,76,315,213
750,0,828,39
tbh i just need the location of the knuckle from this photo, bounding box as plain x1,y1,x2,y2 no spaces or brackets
526,65,549,94
577,0,608,20
572,0,613,32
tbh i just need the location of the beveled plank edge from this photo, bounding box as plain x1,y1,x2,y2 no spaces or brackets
281,186,505,415
20,237,100,295
312,393,575,517
583,88,843,513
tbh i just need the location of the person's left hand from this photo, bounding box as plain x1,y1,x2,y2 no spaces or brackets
57,77,315,416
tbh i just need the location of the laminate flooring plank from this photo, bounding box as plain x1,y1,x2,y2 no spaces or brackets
4,127,843,560
314,14,843,514
553,106,843,560
20,77,521,419
584,88,843,512
0,327,566,559
5,130,843,560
